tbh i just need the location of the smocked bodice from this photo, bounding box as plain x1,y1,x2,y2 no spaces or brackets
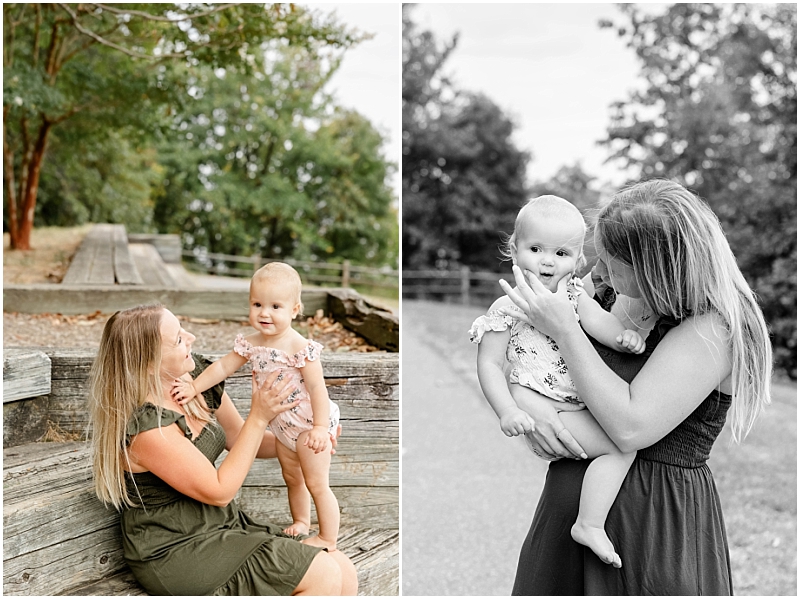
591,288,731,468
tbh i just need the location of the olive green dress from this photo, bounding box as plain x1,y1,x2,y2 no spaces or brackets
121,359,323,596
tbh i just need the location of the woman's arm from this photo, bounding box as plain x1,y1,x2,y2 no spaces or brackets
173,350,248,403
129,370,297,506
501,266,732,453
215,390,280,458
510,384,588,459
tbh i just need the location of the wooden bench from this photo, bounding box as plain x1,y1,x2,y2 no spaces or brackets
62,224,144,286
3,348,398,595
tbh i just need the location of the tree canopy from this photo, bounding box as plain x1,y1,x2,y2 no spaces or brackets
600,3,797,377
4,3,397,269
402,5,529,272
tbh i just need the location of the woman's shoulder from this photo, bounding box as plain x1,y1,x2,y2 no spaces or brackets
126,402,187,442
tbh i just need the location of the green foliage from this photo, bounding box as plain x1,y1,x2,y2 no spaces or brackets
402,6,529,272
4,4,397,268
152,42,397,268
600,3,797,377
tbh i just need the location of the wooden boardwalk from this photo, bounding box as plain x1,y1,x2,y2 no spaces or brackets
61,224,144,286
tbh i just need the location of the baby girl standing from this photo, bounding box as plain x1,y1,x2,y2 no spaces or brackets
172,262,340,550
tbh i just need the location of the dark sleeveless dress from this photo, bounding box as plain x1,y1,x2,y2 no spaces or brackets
121,356,323,596
512,292,734,595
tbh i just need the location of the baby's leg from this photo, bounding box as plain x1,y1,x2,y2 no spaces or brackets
296,430,339,550
275,440,311,536
558,410,636,569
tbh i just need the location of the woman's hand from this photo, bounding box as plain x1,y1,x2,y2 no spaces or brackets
250,370,299,425
511,384,588,460
498,266,576,339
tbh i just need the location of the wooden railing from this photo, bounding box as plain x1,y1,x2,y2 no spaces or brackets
402,267,507,306
182,250,399,290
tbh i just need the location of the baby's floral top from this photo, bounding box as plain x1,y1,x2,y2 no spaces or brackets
469,277,584,404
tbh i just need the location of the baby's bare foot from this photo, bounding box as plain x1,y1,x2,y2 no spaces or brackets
283,522,310,537
301,534,337,551
571,519,622,568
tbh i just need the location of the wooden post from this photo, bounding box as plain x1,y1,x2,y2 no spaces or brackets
252,253,261,273
342,260,351,288
460,265,471,305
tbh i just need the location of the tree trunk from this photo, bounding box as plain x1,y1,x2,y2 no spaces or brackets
7,119,51,250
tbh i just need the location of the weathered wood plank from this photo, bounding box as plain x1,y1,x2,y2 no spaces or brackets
3,349,398,445
237,486,399,530
62,224,116,286
62,569,147,596
342,528,400,596
4,285,329,318
3,349,51,403
112,226,144,285
3,396,51,447
126,233,182,264
128,242,176,287
3,524,125,596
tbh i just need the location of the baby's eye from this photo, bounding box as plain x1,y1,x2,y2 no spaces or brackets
530,246,541,252
253,302,261,308
272,304,281,310
557,249,569,257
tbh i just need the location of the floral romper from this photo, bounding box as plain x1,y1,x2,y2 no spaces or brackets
469,277,584,404
234,334,340,451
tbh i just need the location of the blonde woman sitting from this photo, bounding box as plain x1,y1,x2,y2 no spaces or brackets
88,304,357,596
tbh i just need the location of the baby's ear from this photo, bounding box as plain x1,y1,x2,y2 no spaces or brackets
510,243,518,265
291,304,301,319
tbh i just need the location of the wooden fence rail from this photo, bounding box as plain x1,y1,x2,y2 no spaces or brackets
183,251,399,290
402,267,508,306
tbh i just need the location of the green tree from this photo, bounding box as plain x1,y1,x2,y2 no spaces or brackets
152,43,397,267
600,3,797,377
3,3,356,249
402,6,529,272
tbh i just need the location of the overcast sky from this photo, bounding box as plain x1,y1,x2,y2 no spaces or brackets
308,3,401,199
409,3,652,188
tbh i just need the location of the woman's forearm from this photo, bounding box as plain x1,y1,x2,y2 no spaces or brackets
557,324,637,449
214,413,271,504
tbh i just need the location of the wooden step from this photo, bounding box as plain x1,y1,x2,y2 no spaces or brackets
4,441,398,596
62,224,143,286
128,243,177,287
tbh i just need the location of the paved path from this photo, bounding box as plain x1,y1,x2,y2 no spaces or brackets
402,300,549,596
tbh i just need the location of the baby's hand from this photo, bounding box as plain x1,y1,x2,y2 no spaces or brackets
498,407,535,437
171,378,198,404
304,426,332,454
617,329,646,354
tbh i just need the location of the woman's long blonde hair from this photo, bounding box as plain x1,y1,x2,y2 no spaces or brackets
596,179,772,443
88,304,211,509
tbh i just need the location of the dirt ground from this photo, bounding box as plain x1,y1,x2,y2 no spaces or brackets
4,225,92,284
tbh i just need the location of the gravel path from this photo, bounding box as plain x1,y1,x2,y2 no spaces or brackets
3,311,380,353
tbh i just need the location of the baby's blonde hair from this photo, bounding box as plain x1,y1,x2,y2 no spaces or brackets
596,179,772,442
502,195,587,269
252,262,304,316
88,304,211,509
